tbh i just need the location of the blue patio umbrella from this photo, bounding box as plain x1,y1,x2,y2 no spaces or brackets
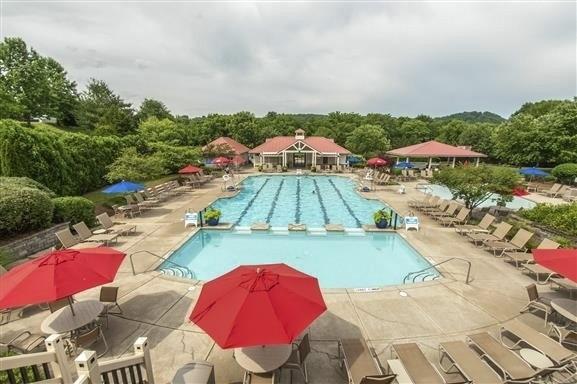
394,161,414,169
519,167,549,177
347,155,362,164
103,180,145,194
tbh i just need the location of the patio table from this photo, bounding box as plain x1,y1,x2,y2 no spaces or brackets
234,344,292,373
41,300,104,334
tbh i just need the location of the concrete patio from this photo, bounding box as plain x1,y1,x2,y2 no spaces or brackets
1,172,569,383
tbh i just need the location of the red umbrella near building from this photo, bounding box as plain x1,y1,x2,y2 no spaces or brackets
178,164,202,174
0,248,125,309
367,157,387,167
189,263,326,348
232,155,245,166
212,156,232,167
532,249,577,282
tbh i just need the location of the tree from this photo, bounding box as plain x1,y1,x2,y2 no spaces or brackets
432,166,521,209
436,120,468,145
457,123,496,157
511,100,566,118
202,143,235,159
136,98,172,122
105,148,165,182
75,79,135,135
391,119,431,148
0,37,78,124
345,124,391,158
227,111,259,147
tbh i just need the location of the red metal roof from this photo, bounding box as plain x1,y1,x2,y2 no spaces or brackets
249,136,351,154
386,140,487,158
204,137,250,155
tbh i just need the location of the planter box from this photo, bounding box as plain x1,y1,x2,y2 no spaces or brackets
0,222,70,264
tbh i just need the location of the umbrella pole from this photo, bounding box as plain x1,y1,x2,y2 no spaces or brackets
68,296,75,316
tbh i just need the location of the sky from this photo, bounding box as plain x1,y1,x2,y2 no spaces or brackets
1,1,575,118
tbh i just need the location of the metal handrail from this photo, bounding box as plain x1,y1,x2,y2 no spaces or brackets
403,257,472,284
129,250,195,278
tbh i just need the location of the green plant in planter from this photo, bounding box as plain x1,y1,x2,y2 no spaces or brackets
258,165,263,172
311,166,317,172
204,208,222,225
373,209,392,228
282,166,288,172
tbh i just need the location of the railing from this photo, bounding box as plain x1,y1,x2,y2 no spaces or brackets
129,250,195,279
403,257,472,285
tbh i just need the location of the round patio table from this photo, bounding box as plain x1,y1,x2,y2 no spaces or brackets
551,299,577,324
234,344,292,373
41,300,104,334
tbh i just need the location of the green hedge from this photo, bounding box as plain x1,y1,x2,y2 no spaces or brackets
551,163,577,184
0,176,56,197
0,120,122,195
52,196,96,226
520,203,577,237
0,185,54,236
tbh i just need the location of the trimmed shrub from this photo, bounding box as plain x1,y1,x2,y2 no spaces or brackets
520,203,577,237
551,163,577,184
0,176,56,197
52,196,96,227
0,186,54,236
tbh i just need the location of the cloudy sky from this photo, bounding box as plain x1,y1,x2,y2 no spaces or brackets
1,1,575,117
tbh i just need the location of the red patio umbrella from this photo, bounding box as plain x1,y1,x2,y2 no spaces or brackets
367,157,387,167
532,249,577,282
178,164,202,174
189,263,326,348
0,247,125,309
212,156,231,166
231,155,245,166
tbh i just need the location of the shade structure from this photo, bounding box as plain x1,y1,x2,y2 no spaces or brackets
0,248,125,309
533,249,577,283
394,161,414,169
189,263,326,349
231,155,245,165
367,157,387,167
519,167,549,177
212,156,232,166
179,164,202,174
103,180,145,194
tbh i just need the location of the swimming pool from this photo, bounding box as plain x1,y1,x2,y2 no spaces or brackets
160,230,438,288
418,184,536,210
211,175,386,228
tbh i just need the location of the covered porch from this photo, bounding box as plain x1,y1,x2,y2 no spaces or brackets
386,140,487,169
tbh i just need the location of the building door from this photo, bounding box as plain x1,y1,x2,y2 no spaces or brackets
293,153,305,168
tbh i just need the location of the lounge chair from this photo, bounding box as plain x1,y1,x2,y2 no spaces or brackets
466,332,537,383
502,238,559,268
541,183,562,197
550,278,577,298
429,201,460,219
437,207,470,227
551,185,569,198
96,213,136,236
1,331,46,354
467,222,512,246
338,339,390,384
561,188,577,202
455,213,495,235
282,334,310,383
73,222,119,245
520,284,552,324
420,199,449,214
390,343,444,384
134,191,159,207
499,320,576,365
125,194,149,211
408,194,435,209
522,264,561,284
438,341,502,383
483,228,533,257
56,228,104,249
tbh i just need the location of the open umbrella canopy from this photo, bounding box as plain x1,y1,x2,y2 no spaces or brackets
103,180,145,194
232,155,245,165
189,263,326,348
394,161,415,169
178,164,202,174
519,167,549,177
366,157,387,167
533,249,577,283
0,248,125,309
212,156,232,166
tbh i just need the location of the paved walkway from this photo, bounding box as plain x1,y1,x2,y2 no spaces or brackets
1,172,567,383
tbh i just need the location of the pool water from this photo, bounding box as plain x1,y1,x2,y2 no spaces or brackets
161,230,437,288
419,184,536,210
211,175,386,228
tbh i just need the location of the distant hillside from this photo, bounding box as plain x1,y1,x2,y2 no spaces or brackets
436,111,505,123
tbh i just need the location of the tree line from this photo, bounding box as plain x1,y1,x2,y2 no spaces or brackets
1,36,576,171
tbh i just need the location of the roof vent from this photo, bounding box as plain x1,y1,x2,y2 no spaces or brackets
295,129,305,140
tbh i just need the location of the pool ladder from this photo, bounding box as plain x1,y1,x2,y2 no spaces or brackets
403,257,472,285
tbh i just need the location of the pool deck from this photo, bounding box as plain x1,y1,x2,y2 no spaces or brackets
1,172,568,383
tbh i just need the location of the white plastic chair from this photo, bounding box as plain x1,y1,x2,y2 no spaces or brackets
184,212,199,228
405,216,419,231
